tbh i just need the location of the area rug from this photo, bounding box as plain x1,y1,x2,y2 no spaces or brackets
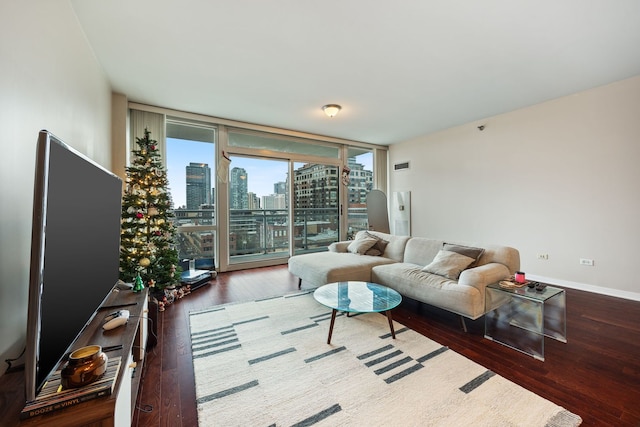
189,291,582,426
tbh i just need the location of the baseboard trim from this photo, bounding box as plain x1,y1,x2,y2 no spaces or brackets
527,274,640,302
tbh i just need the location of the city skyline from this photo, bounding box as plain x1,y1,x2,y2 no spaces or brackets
166,137,372,208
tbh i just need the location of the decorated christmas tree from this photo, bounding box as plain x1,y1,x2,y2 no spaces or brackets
119,128,181,290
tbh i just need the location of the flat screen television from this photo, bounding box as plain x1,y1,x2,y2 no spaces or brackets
25,130,123,402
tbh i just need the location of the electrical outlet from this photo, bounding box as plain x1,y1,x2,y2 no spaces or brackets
537,254,549,260
580,258,594,266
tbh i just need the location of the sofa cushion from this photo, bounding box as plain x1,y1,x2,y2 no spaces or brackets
402,237,444,266
421,250,475,279
347,236,378,254
443,243,484,268
354,230,410,262
364,231,389,256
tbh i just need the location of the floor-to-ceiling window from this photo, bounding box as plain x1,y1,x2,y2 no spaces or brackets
130,106,386,272
165,119,217,269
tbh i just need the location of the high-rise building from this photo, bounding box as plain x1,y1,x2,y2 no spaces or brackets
274,181,286,195
230,167,248,209
293,163,339,209
347,158,373,204
274,180,288,208
262,194,286,210
247,192,260,210
186,162,211,209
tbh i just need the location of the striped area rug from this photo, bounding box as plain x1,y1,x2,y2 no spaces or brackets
189,291,581,426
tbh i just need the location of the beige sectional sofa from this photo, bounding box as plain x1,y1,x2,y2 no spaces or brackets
288,230,520,327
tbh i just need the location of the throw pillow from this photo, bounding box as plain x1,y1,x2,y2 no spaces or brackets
364,231,389,256
422,250,476,280
443,243,484,267
347,236,378,255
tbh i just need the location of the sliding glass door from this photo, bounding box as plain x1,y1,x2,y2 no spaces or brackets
292,162,340,254
228,156,290,264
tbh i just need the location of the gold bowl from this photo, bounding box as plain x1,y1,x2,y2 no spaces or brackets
60,345,108,389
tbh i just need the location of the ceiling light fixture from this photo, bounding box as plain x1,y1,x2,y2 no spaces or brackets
322,104,342,118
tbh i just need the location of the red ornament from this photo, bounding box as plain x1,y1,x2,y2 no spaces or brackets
136,212,144,219
150,145,156,150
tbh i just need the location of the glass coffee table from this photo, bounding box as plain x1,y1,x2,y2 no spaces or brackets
313,281,402,344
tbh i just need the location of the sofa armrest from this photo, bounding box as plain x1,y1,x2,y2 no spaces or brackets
458,263,510,292
328,241,351,253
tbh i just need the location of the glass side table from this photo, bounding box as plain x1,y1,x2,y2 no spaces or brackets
484,282,566,361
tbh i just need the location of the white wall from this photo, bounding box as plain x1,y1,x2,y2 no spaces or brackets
0,1,112,374
389,76,640,301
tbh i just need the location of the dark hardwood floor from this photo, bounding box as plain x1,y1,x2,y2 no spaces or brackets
132,265,640,427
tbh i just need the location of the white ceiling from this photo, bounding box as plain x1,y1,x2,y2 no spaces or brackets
71,0,640,145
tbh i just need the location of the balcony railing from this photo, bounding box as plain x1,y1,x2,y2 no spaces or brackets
173,206,370,263
229,208,289,258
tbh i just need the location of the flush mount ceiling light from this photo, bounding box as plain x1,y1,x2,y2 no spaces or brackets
322,104,342,118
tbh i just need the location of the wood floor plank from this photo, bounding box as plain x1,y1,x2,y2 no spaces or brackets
132,265,640,427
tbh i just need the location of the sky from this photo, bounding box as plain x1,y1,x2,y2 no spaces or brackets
166,138,214,207
166,138,372,208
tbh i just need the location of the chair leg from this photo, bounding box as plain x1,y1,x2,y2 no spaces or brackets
459,315,468,333
297,277,302,289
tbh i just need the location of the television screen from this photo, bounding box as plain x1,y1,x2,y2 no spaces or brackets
25,130,123,402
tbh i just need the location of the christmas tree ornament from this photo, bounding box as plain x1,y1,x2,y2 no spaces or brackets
133,273,144,292
139,257,151,267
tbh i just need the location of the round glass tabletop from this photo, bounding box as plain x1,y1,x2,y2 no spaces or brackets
313,281,402,313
